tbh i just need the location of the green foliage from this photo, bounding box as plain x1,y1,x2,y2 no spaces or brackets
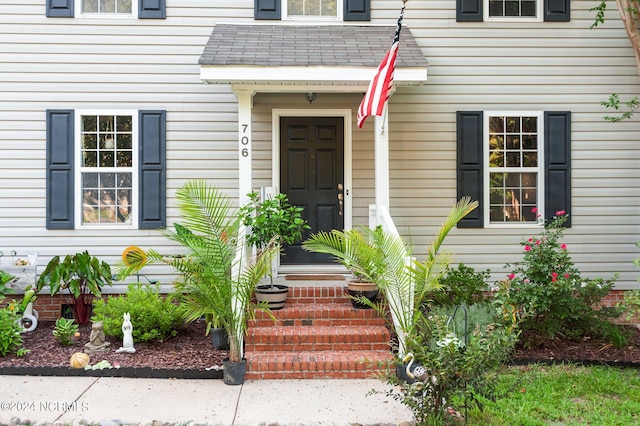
92,283,185,342
600,93,640,122
496,211,621,340
240,191,310,249
52,317,79,346
0,307,28,357
382,304,518,424
430,263,491,307
618,289,640,322
37,251,112,324
0,270,16,301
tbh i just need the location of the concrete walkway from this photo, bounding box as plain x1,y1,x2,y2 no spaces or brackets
0,376,414,425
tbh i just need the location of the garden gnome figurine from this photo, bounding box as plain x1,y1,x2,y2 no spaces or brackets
116,312,136,354
84,321,111,354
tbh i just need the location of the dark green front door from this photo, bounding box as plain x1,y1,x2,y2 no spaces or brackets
280,116,345,264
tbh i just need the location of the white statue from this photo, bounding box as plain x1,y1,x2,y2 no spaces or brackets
115,312,136,354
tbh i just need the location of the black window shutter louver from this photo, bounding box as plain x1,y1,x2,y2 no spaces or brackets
456,0,483,22
544,111,572,227
544,0,570,22
139,0,166,19
46,0,74,17
456,111,484,228
46,110,75,229
139,110,166,229
255,0,281,20
344,0,370,21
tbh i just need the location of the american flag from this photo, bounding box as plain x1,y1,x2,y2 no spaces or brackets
356,4,406,128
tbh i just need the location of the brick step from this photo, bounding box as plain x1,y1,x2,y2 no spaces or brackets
245,350,394,380
245,325,390,352
249,303,387,327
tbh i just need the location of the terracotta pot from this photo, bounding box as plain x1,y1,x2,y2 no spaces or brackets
347,280,379,309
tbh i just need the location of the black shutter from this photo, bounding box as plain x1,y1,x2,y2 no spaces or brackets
139,111,166,229
46,110,74,229
544,111,571,227
456,0,483,22
255,0,281,20
344,0,370,21
544,0,570,22
46,0,74,17
456,111,484,228
139,0,166,19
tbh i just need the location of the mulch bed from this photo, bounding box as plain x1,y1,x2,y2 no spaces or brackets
1,321,639,379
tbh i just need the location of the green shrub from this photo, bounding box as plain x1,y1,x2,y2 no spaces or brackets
431,263,490,307
0,307,28,357
496,211,621,340
92,283,185,342
383,303,518,424
52,317,79,346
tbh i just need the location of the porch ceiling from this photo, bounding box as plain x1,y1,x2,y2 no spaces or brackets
198,23,429,91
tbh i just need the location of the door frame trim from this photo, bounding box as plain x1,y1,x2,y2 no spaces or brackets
272,109,353,273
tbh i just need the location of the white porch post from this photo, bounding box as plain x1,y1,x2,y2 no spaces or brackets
373,106,390,226
231,88,255,360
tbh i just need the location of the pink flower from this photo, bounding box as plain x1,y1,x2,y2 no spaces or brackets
528,238,533,242
564,273,570,279
535,240,541,245
532,207,538,213
551,272,558,282
524,278,530,283
524,245,531,252
556,210,566,216
561,243,567,250
508,273,515,280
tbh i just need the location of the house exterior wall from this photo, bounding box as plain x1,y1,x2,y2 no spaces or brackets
0,0,638,290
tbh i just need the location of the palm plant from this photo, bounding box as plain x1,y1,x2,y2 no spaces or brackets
303,197,478,355
117,180,276,363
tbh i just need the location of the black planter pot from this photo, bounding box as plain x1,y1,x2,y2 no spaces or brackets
223,358,247,385
347,281,379,309
211,328,230,350
255,284,289,310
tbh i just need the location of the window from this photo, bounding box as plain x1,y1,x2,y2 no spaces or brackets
486,113,542,224
46,109,166,230
456,111,571,228
456,0,569,22
284,0,340,19
78,113,136,226
487,0,540,19
79,0,135,15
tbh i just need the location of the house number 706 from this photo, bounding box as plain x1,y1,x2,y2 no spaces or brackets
240,124,250,158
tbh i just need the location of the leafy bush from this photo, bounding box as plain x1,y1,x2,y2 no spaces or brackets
52,317,79,346
383,303,518,425
496,211,621,340
0,307,28,357
92,283,185,342
430,263,490,307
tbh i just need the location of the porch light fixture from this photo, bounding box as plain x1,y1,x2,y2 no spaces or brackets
305,92,317,103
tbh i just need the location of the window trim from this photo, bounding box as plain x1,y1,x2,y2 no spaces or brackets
74,110,139,229
74,0,139,18
282,0,344,21
483,0,543,22
483,111,545,228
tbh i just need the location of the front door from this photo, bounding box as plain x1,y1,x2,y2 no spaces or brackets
280,116,344,264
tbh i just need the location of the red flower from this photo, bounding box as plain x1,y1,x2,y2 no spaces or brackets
532,207,538,213
556,210,566,216
564,273,570,279
551,272,559,282
508,273,515,280
524,245,531,252
561,243,567,250
535,239,541,245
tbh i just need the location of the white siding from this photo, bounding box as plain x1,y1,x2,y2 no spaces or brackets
0,0,639,290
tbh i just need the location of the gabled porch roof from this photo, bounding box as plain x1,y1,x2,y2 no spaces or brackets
198,23,428,88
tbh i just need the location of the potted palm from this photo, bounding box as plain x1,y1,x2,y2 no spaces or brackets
302,226,386,308
36,251,112,325
117,180,277,385
239,191,309,309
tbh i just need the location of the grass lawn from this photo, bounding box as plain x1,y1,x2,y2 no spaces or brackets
467,364,640,425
